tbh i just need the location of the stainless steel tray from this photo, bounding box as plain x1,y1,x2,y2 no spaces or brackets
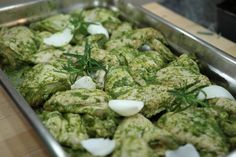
0,0,236,157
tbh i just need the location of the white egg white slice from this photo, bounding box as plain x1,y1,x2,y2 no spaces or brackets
87,23,109,38
43,28,73,47
81,138,115,156
165,144,200,157
108,99,144,116
71,76,96,90
197,85,235,100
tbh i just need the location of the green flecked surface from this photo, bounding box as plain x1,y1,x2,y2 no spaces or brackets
82,114,119,138
105,66,136,93
113,114,178,157
39,111,88,149
0,26,40,67
155,66,211,89
44,88,112,117
105,28,168,51
19,64,71,106
30,14,70,33
156,107,229,157
118,85,175,117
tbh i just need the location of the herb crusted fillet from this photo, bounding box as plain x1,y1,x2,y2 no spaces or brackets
44,88,112,117
156,107,229,157
113,114,178,157
0,26,40,67
30,14,71,33
39,111,88,149
118,85,175,118
19,64,71,106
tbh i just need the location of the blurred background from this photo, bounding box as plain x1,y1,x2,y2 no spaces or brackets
157,0,236,42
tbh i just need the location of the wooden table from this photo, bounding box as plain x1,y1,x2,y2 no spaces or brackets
0,86,49,156
0,2,235,157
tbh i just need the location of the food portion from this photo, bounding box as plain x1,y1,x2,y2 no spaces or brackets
0,26,40,67
39,111,88,149
1,8,236,157
44,88,112,117
19,63,71,106
156,107,229,157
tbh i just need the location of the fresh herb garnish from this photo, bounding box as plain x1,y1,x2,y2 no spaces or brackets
58,40,107,82
70,12,95,36
167,81,208,113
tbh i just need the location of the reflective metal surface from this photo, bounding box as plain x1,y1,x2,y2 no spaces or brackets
0,69,67,157
0,0,235,156
0,0,59,27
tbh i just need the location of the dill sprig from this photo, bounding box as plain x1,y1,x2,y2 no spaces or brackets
58,40,106,82
167,81,208,113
